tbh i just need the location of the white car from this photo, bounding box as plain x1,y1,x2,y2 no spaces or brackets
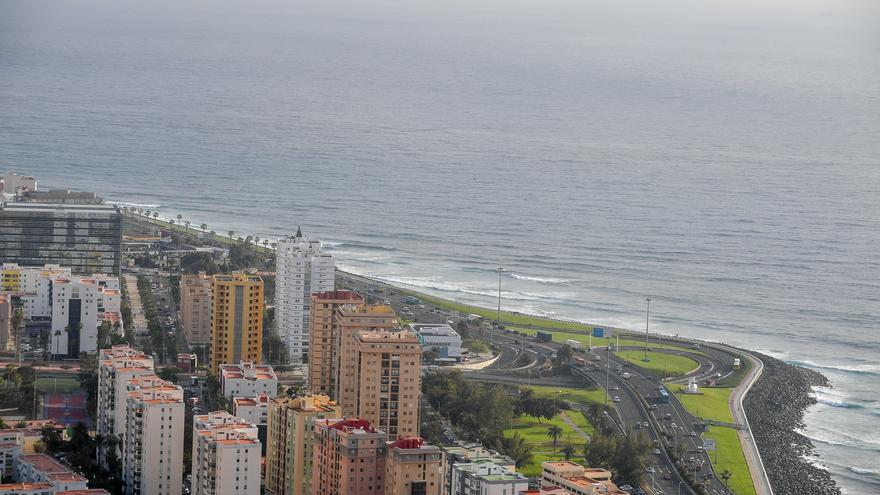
613,396,621,402
654,448,662,455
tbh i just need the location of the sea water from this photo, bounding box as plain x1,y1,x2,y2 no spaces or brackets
1,0,878,492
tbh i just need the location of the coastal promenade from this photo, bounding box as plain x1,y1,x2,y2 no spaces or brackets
732,352,773,495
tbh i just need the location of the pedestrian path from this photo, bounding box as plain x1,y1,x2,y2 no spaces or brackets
559,411,591,441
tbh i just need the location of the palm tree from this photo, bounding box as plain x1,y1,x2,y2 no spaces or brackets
144,210,150,218
228,231,235,243
561,443,576,460
270,242,277,250
152,212,158,220
547,424,563,451
720,469,732,487
200,223,208,233
169,220,175,229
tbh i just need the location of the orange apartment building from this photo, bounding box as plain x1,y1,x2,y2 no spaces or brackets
334,305,398,414
311,419,387,495
307,290,365,397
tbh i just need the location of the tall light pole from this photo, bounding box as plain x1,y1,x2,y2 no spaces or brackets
494,267,503,346
643,297,651,362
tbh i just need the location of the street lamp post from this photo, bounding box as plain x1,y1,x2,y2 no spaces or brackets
643,297,651,362
494,267,503,346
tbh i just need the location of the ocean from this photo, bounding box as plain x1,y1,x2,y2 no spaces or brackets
1,0,878,492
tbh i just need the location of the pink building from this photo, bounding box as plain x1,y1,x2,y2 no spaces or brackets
311,419,387,495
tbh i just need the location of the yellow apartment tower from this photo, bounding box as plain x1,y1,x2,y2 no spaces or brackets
211,273,264,374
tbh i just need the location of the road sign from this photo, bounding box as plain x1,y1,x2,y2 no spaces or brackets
592,327,605,338
703,439,717,451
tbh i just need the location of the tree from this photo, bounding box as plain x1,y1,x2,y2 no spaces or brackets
157,367,180,384
40,424,65,454
423,348,440,364
498,433,533,468
200,223,208,233
720,469,732,487
547,424,563,451
561,443,577,461
152,212,158,220
228,230,235,242
176,214,183,230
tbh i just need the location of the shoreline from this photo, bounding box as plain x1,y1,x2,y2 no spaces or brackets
744,352,840,495
123,211,836,493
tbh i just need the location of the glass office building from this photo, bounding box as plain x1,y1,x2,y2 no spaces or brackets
0,202,123,275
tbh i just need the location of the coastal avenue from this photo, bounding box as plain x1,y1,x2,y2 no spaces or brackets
339,271,758,495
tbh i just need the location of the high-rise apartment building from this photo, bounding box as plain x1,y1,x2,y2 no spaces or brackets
311,419,387,495
0,203,123,275
49,275,121,358
274,229,334,364
96,345,155,466
179,272,213,347
211,273,264,374
191,411,261,495
337,327,421,440
307,290,364,396
122,375,184,495
384,437,443,495
334,305,397,410
265,395,341,495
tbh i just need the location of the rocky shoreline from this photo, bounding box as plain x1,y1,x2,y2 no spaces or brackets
745,352,840,495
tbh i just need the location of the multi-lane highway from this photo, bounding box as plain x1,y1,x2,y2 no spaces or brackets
338,271,763,495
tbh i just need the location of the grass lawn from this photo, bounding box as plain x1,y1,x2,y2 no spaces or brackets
703,426,756,495
524,384,606,407
35,377,81,393
674,386,735,423
616,350,699,378
505,414,590,477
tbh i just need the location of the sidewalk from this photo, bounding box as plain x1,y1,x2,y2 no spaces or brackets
731,352,774,495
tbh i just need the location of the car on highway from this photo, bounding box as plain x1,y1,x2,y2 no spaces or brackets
643,421,649,427
611,385,619,391
613,396,621,402
663,473,672,480
671,422,677,428
690,431,697,437
654,449,661,455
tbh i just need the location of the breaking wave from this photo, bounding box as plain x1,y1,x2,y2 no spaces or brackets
509,273,569,284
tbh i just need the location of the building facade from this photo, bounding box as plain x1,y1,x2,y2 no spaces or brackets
49,275,121,358
96,345,155,466
408,324,462,361
211,273,264,374
334,305,398,411
274,229,334,364
311,419,387,495
538,462,622,495
122,377,184,495
307,291,364,396
13,454,89,492
219,362,277,400
179,272,213,346
384,437,442,495
265,395,342,495
345,329,422,439
0,203,123,275
448,460,528,495
191,411,261,495
0,294,12,351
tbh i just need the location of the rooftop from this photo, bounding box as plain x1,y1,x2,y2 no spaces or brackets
409,323,460,337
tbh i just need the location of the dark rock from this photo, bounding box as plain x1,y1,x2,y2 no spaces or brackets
744,352,840,495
